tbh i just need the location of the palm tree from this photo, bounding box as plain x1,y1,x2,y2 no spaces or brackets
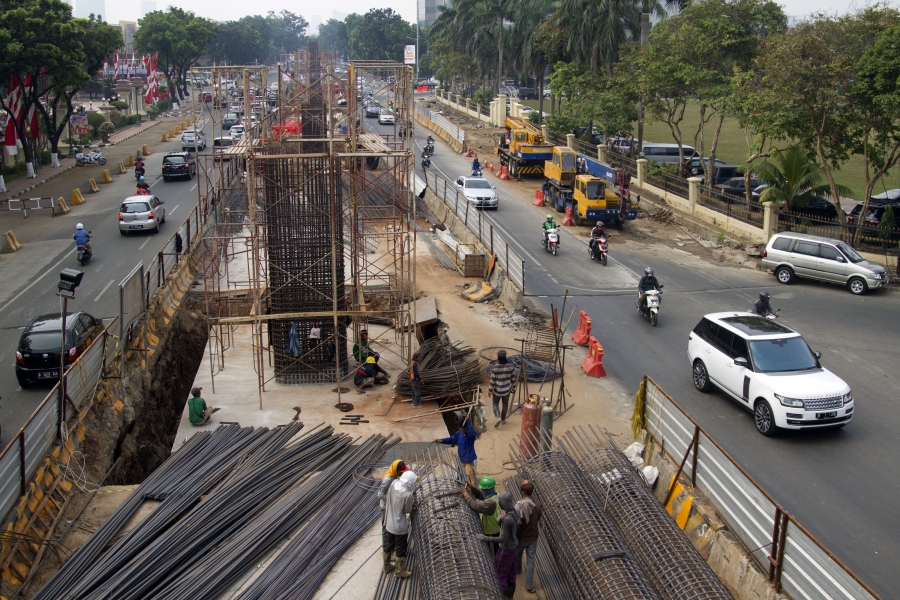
742,144,850,212
451,0,517,91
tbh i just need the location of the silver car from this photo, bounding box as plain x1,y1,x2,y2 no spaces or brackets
455,176,498,210
760,232,889,295
119,195,166,235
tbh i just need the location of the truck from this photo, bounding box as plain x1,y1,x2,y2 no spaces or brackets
544,147,637,227
495,117,555,178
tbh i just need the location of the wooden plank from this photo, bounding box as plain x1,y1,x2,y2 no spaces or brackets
217,309,401,325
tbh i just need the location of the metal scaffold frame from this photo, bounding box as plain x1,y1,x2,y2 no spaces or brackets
189,45,416,407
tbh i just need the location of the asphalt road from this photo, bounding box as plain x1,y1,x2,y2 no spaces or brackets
406,118,900,596
0,106,215,444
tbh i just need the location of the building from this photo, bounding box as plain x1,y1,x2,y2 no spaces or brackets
417,0,450,27
118,21,138,53
140,0,156,18
74,0,106,19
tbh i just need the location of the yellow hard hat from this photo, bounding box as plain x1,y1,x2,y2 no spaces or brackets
366,356,376,364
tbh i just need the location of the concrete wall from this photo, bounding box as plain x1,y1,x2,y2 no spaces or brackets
433,90,492,125
415,111,464,153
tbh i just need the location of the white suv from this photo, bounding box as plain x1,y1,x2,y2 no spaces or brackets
688,312,853,436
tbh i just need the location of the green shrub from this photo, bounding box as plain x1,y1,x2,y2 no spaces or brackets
108,109,122,126
528,110,543,125
87,111,106,132
99,122,116,136
156,98,172,111
473,88,494,106
111,100,129,110
146,104,160,116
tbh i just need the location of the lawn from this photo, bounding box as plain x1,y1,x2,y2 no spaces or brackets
519,99,900,201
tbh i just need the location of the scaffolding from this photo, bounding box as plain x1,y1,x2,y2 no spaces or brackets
190,43,416,406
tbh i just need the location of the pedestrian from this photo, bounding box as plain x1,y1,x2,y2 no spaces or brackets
476,492,519,599
434,412,479,485
187,387,218,426
383,470,417,578
515,480,543,594
489,350,516,426
409,352,423,407
378,460,410,573
461,476,501,555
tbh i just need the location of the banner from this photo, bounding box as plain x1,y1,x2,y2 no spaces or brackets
69,111,89,136
404,45,416,65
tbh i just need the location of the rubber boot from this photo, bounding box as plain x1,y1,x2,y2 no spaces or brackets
394,556,412,578
382,551,394,574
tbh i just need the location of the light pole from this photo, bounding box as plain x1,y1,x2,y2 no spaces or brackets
415,0,420,82
57,268,83,439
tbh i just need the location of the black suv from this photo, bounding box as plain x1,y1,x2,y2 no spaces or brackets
15,312,104,387
162,151,196,181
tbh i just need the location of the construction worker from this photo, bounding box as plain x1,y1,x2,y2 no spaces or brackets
515,480,543,594
461,476,501,554
409,352,423,407
187,387,217,426
353,329,389,378
489,350,516,426
379,460,410,573
434,412,479,485
384,470,417,578
476,492,519,599
354,357,376,393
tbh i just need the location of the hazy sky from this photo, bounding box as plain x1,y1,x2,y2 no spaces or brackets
101,0,877,30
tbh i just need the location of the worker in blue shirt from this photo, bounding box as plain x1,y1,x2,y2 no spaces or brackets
434,412,478,485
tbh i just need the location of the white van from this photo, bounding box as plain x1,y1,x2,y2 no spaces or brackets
640,143,698,164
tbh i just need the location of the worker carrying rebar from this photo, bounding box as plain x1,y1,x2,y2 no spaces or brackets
353,329,390,378
515,480,543,595
476,492,519,599
489,350,516,427
379,460,410,573
409,352,423,407
461,476,501,555
434,412,479,485
383,470,417,578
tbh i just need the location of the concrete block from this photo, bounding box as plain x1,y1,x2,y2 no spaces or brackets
56,196,70,214
101,169,113,183
88,178,100,193
1,230,23,253
71,189,86,205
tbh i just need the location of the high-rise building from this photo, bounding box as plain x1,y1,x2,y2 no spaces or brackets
140,0,156,18
118,21,138,53
74,0,106,20
417,0,449,28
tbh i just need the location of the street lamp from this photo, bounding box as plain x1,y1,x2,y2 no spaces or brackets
57,268,83,439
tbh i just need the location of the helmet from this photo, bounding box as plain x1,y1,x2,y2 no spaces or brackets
546,214,553,220
644,267,653,276
365,356,376,364
596,221,603,227
139,176,145,181
76,223,84,230
478,475,496,490
759,291,770,301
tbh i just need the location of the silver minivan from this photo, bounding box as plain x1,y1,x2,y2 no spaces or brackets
640,143,698,164
760,232,889,295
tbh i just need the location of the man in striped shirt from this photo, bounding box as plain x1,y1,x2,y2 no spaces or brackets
489,350,516,426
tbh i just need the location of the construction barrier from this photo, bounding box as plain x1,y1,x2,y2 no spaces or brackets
581,336,606,377
161,132,168,142
572,311,591,346
168,128,175,137
1,230,22,253
562,206,574,226
142,144,150,155
533,190,545,206
127,155,135,166
71,189,85,205
100,169,113,183
498,166,509,181
56,196,69,214
118,161,127,174
88,178,100,193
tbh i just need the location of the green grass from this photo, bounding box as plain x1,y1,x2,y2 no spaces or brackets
518,98,900,201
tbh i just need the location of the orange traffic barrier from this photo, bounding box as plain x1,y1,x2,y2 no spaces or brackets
498,166,509,181
533,190,545,206
562,206,574,226
465,146,472,157
581,336,606,377
572,311,592,346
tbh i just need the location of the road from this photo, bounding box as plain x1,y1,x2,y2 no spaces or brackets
0,101,216,444
404,116,900,596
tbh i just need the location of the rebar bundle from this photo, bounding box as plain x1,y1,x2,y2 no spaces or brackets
511,444,662,600
394,337,482,399
558,427,734,600
409,447,505,600
485,353,561,383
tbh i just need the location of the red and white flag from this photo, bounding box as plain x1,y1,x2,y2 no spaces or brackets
23,74,39,141
4,74,22,156
152,53,160,100
114,51,119,78
144,56,154,104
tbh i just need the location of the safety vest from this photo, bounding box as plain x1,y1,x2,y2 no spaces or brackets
482,492,501,535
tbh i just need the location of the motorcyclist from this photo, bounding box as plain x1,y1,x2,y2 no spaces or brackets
542,214,558,247
426,135,434,146
73,223,92,257
589,221,605,256
638,267,661,311
471,157,482,176
751,291,777,318
136,176,150,195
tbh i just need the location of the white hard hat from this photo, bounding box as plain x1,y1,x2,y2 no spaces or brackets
76,223,84,230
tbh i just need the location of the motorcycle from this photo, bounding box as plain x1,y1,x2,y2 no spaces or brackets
77,231,93,266
135,166,146,180
638,287,663,326
425,141,435,156
471,168,483,177
542,227,560,256
75,150,106,166
589,235,608,266
421,153,431,169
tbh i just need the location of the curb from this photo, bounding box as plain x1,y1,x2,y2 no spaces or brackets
3,163,78,200
110,120,162,146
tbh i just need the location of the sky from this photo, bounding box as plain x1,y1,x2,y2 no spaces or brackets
99,0,880,30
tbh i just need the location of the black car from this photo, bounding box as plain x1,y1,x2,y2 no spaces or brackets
781,195,840,221
714,176,762,197
365,104,380,118
848,201,900,241
162,151,196,182
15,312,104,387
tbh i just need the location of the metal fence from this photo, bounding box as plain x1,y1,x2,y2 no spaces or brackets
0,318,117,523
415,103,465,147
696,187,765,226
640,376,879,600
777,211,900,253
423,169,525,290
0,197,59,217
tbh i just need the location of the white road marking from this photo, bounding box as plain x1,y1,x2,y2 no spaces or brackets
169,204,180,216
94,279,115,301
139,237,152,250
189,183,197,192
0,248,76,316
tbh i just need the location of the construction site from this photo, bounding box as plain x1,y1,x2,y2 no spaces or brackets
0,44,781,600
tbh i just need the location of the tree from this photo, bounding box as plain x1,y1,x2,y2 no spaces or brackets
266,10,308,58
346,9,414,62
317,19,348,57
208,17,268,65
742,144,848,211
449,0,516,91
135,8,216,102
548,61,636,138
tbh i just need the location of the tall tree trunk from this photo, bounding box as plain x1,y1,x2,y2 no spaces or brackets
497,19,504,93
537,68,544,124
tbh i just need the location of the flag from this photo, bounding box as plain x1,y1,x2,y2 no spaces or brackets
23,74,39,141
143,56,154,104
114,51,119,78
151,53,160,100
5,74,22,155
130,50,135,76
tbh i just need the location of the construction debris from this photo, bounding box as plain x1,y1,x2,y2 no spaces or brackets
394,337,481,401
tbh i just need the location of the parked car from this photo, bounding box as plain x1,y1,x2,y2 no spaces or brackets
847,202,900,243
365,104,380,118
455,176,498,209
608,136,636,154
161,151,196,181
760,231,889,295
181,130,206,151
714,176,762,197
223,113,240,129
378,109,395,125
780,196,841,221
119,195,166,234
688,312,854,436
15,312,105,387
640,143,698,165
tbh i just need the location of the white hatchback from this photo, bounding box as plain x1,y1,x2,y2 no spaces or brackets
688,312,853,436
